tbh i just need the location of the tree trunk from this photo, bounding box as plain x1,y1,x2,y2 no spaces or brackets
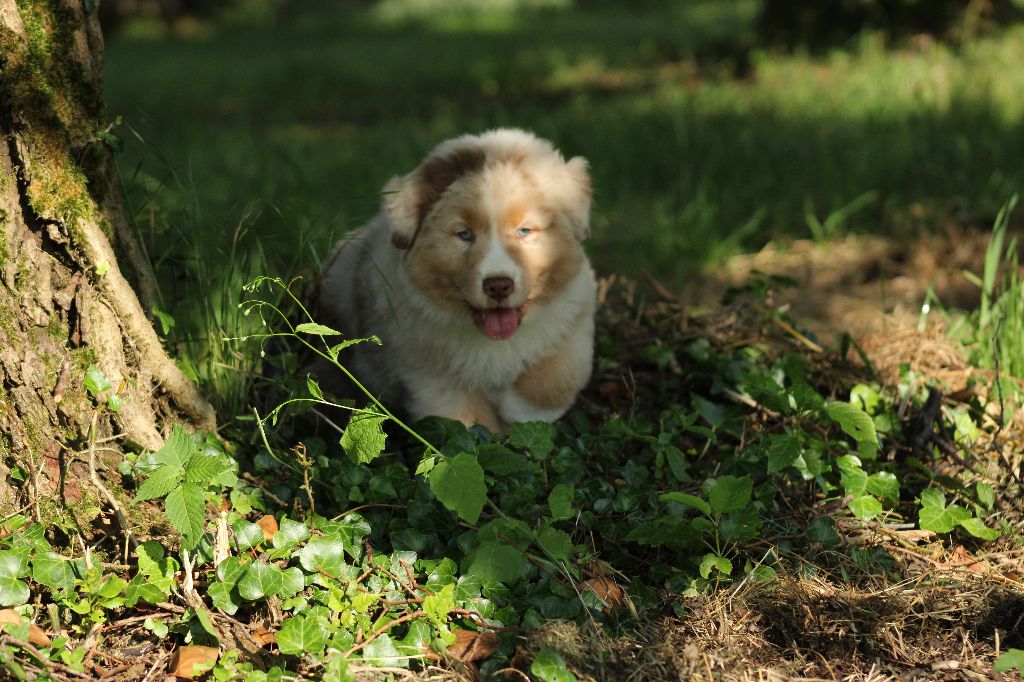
0,0,214,526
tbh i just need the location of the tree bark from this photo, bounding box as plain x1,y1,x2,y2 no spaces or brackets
0,0,215,523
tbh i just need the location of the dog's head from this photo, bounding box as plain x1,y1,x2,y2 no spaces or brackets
383,129,592,340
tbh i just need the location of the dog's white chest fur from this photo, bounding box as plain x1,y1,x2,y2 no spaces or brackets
318,129,596,432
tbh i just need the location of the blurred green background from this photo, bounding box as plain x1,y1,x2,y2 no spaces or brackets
101,0,1024,414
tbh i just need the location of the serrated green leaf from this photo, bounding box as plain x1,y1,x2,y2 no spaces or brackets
548,484,574,520
836,455,868,496
660,492,711,515
277,615,328,656
706,475,752,515
273,518,311,550
340,410,388,464
328,336,381,360
699,553,733,579
536,527,572,561
306,374,324,400
958,517,1000,540
294,322,342,336
826,401,878,450
465,542,526,584
849,495,883,520
429,452,486,524
84,365,111,396
134,464,183,502
531,647,578,682
509,421,555,457
165,482,207,549
153,424,194,468
184,454,229,485
765,432,801,473
238,561,284,601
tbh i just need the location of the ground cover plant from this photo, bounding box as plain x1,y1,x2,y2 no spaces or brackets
2,0,1024,680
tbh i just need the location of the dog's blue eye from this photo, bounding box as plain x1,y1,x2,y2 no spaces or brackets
456,229,474,242
515,226,531,238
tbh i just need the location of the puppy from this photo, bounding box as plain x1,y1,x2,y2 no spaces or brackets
318,129,596,432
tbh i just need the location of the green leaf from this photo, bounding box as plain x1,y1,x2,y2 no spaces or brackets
184,454,230,486
423,583,455,627
477,444,533,475
866,471,899,501
535,527,572,561
429,453,486,524
297,538,347,577
706,475,752,515
152,424,194,468
208,582,240,615
918,489,972,534
328,336,381,360
465,542,526,584
509,421,556,457
699,553,733,579
273,518,311,550
306,374,324,400
340,410,388,464
548,484,574,520
238,561,285,601
277,615,328,656
232,521,265,550
958,517,1000,540
531,647,578,682
362,633,405,668
165,482,207,549
994,649,1024,674
32,552,76,592
0,550,29,578
976,482,995,511
848,495,883,520
659,492,711,515
84,365,112,396
836,455,868,496
125,575,167,607
294,322,342,336
765,432,801,473
135,464,184,502
826,401,878,451
0,577,29,606
216,556,249,587
279,567,305,599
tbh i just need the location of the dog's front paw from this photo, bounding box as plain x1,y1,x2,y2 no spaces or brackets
496,388,569,426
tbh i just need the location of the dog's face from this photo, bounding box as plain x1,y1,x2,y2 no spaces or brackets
383,130,592,340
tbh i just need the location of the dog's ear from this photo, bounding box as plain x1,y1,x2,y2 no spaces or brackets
556,156,592,241
384,145,487,250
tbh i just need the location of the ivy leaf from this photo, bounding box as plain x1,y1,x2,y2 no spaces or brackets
509,421,556,458
706,475,752,515
0,551,30,606
31,552,75,592
135,464,184,502
866,471,899,501
976,482,995,511
232,521,265,550
207,582,240,615
84,365,112,396
547,484,574,520
478,443,533,475
278,567,305,599
216,556,249,587
0,577,29,607
918,489,972,534
423,583,455,627
429,453,486,524
237,561,284,601
294,322,342,336
273,518,311,550
994,649,1024,674
699,553,733,579
164,483,207,549
297,538,347,577
531,647,578,682
535,527,572,562
958,517,1000,540
362,633,405,668
277,615,328,656
340,410,388,464
465,542,526,584
826,401,878,452
848,495,883,520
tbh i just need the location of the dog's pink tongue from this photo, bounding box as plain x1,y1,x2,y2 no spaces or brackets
482,308,518,340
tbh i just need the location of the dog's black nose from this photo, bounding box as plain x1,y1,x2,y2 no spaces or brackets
483,276,514,301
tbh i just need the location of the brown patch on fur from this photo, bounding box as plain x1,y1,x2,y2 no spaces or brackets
415,148,486,227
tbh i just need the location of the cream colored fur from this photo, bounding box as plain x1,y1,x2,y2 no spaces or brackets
318,129,596,432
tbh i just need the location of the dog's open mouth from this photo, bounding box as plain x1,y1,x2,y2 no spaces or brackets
472,306,525,341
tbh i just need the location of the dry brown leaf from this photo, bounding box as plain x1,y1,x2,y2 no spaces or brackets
938,545,986,572
169,645,219,679
253,625,277,648
0,608,51,647
257,514,279,541
447,629,499,661
579,576,625,614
